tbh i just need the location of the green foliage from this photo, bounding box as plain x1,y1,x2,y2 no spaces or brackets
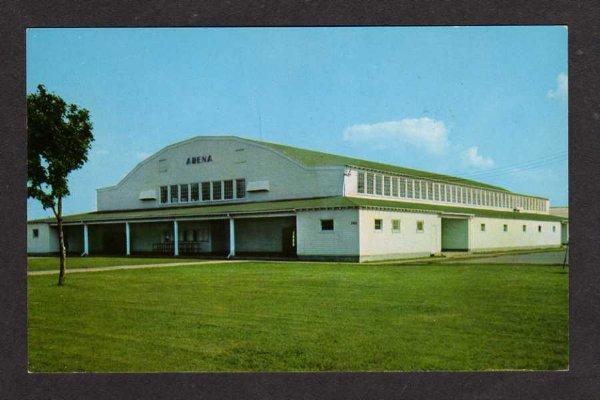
28,262,568,372
27,84,94,211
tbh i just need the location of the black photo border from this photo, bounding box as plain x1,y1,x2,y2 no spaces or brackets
1,0,599,399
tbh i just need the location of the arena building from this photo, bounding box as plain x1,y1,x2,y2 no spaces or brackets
27,136,568,261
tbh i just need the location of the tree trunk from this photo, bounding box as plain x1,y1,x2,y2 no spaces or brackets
57,196,66,286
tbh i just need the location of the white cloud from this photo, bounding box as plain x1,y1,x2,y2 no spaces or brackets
343,117,449,154
547,73,568,100
136,151,152,160
461,146,494,169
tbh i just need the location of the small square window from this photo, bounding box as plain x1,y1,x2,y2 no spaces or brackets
321,219,334,231
523,225,527,232
32,229,39,238
392,219,401,232
503,224,508,232
416,220,424,232
480,223,486,232
374,219,383,230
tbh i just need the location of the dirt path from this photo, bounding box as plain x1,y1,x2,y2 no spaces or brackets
28,259,249,276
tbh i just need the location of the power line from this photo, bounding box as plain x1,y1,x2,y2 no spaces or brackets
460,151,567,178
463,155,567,180
462,151,566,177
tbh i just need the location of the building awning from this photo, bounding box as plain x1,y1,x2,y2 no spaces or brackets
28,196,567,225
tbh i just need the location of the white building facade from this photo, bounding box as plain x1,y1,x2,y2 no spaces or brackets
27,136,567,262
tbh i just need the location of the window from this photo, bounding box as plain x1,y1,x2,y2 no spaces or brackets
427,181,433,200
201,182,211,201
467,188,472,204
224,180,234,199
170,185,179,203
440,184,446,202
406,179,413,198
384,176,391,196
375,175,383,195
32,228,39,238
321,219,334,231
538,225,542,233
374,219,383,230
366,173,374,194
451,186,457,203
503,224,508,232
415,180,421,199
416,220,424,232
192,230,198,242
523,225,527,232
197,226,209,242
212,181,222,200
180,184,189,202
480,223,486,232
190,183,199,201
160,186,168,203
434,183,440,201
553,226,556,232
461,188,467,204
392,219,401,232
236,179,246,198
158,158,167,173
399,177,406,197
392,177,398,197
357,171,365,193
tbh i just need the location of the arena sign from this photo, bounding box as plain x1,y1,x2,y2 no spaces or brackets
186,155,213,165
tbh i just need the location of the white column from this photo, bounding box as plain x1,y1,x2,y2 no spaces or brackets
173,220,179,256
228,217,235,258
125,222,131,256
83,224,89,256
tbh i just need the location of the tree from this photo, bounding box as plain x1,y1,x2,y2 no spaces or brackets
27,85,94,286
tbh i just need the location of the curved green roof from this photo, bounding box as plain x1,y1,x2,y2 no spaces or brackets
249,139,510,192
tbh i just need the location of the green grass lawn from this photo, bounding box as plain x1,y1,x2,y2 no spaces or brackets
27,256,202,272
28,262,568,372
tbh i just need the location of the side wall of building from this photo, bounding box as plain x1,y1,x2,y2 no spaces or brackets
358,209,441,261
97,137,344,211
469,217,562,251
27,223,59,254
296,209,360,260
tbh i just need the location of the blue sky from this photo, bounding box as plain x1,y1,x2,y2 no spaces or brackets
27,27,568,219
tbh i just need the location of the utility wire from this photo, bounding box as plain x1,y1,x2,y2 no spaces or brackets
463,151,566,177
460,151,567,179
463,155,567,180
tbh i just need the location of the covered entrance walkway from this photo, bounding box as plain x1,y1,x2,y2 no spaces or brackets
61,214,297,258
